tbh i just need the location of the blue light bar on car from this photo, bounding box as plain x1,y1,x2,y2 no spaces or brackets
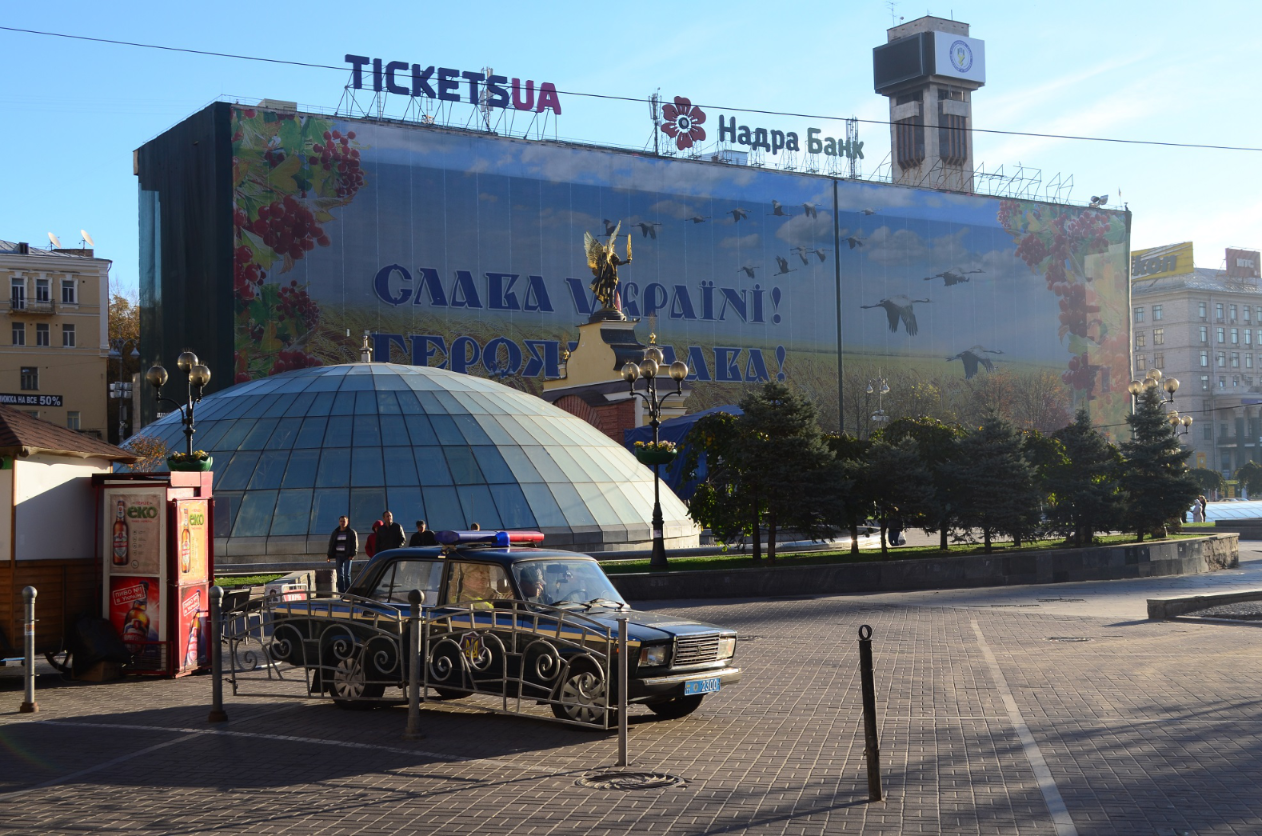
435,530,545,547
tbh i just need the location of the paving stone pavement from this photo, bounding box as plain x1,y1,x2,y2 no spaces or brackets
3,548,1262,835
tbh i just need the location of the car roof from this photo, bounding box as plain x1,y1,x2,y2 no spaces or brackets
362,546,598,572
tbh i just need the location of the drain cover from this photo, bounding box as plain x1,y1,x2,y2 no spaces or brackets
1047,636,1091,642
577,771,686,791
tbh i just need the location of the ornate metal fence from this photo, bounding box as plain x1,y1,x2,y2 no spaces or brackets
218,591,618,730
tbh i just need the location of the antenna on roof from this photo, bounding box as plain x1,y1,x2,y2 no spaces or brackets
47,232,62,249
80,230,95,249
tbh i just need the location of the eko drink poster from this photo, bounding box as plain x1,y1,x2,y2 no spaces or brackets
176,499,209,582
107,489,164,575
110,576,161,663
177,584,209,670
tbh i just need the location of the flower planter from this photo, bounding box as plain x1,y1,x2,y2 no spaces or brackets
167,456,213,472
634,448,677,467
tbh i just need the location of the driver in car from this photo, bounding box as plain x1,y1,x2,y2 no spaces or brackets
518,567,546,603
458,564,508,609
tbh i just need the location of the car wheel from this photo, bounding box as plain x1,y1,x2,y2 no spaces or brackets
647,694,704,720
328,654,385,709
550,661,615,727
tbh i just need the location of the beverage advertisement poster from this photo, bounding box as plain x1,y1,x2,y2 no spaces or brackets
106,489,165,576
175,499,209,583
177,584,209,671
109,576,162,665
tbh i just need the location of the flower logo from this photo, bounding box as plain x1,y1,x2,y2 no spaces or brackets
660,96,707,151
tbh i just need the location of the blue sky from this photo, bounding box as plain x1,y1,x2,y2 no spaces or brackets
2,0,1259,300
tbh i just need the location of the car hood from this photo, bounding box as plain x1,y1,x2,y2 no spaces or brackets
578,606,733,643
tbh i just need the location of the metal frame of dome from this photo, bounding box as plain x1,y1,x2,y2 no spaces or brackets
133,363,697,564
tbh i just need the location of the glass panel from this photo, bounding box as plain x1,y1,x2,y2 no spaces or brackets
262,394,297,418
248,450,290,490
216,419,258,452
323,415,354,447
493,414,543,446
355,392,379,418
453,393,487,415
443,447,484,485
193,421,231,451
330,390,357,415
396,392,425,414
238,396,275,419
521,484,568,528
452,414,492,445
213,492,241,538
238,418,279,450
473,412,514,444
497,446,543,482
316,448,351,488
295,416,328,448
428,414,464,445
349,488,388,537
282,449,320,488
547,482,597,526
304,392,333,416
579,481,615,522
386,486,425,530
489,483,536,528
271,490,314,535
351,446,385,487
266,418,303,449
414,447,452,485
416,392,447,415
379,415,410,447
353,413,382,447
284,392,318,417
273,376,314,394
405,414,438,445
217,451,261,491
383,447,420,486
471,447,515,483
233,490,278,537
456,485,501,529
599,482,642,524
420,486,465,532
341,374,374,392
310,488,350,535
543,445,591,482
522,447,567,481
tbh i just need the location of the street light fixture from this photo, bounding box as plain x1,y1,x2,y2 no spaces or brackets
146,350,212,456
866,376,890,435
622,349,688,571
108,338,141,441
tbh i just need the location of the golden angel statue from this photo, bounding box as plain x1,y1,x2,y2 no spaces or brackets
584,222,632,319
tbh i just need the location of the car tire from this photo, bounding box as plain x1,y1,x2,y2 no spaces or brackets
647,694,704,720
550,661,615,728
327,654,385,709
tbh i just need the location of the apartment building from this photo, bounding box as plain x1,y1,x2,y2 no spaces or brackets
0,240,108,437
1131,242,1262,477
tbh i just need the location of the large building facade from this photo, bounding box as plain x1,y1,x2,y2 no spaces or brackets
1131,243,1262,478
0,241,109,436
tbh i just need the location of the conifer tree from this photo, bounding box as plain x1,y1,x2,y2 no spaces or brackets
883,417,966,550
952,414,1043,552
1047,409,1124,546
1121,387,1200,540
863,437,934,558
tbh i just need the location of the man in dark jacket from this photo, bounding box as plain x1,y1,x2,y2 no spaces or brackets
326,516,358,593
376,510,407,552
410,519,439,547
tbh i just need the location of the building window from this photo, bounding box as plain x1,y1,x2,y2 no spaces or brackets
1220,377,1227,388
1201,375,1210,390
61,279,77,304
1200,351,1209,367
1154,353,1164,369
1256,306,1262,322
1134,307,1144,323
1154,328,1164,345
1217,352,1226,367
1231,304,1239,321
1232,352,1240,368
1247,306,1253,323
1217,303,1225,321
1204,423,1213,440
20,367,37,390
1153,304,1163,321
11,322,24,346
1234,375,1241,387
1135,355,1146,371
35,323,49,347
1200,326,1209,344
1218,327,1226,343
1232,328,1239,344
1248,354,1255,369
62,324,75,347
1199,301,1208,319
66,411,80,431
10,278,25,310
1248,330,1253,346
1136,332,1146,348
34,278,50,303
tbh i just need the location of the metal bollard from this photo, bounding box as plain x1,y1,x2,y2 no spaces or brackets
208,586,228,723
616,616,628,766
858,624,882,801
405,589,425,739
19,586,37,714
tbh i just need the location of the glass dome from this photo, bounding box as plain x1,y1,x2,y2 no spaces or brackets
136,363,696,561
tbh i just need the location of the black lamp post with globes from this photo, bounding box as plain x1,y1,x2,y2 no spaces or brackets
146,350,212,457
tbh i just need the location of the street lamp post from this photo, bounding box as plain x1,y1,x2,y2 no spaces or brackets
108,339,140,442
866,376,890,438
622,348,689,571
145,350,212,456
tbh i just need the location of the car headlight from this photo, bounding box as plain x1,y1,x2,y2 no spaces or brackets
638,644,669,667
717,636,736,659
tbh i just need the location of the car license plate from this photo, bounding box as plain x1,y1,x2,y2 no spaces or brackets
684,677,721,695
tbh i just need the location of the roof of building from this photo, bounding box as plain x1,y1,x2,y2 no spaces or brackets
0,404,138,462
1133,267,1261,297
0,240,98,259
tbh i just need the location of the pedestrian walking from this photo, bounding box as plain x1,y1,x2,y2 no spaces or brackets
326,515,358,593
377,510,407,552
1192,499,1204,524
365,520,382,559
410,519,438,547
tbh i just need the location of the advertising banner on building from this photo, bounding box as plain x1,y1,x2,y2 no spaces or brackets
933,32,986,84
1132,242,1194,281
175,499,209,582
1226,248,1261,280
105,489,165,575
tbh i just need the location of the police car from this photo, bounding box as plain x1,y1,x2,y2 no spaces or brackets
273,530,741,722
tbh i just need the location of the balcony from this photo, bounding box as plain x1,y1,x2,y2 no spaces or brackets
5,299,56,315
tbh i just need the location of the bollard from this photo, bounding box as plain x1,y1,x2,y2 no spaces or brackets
858,624,882,801
616,616,629,766
208,586,228,723
19,586,37,714
405,589,425,739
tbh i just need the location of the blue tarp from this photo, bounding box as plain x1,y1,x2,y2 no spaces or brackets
624,405,742,500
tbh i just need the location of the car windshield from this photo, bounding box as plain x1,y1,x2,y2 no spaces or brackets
512,559,626,609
